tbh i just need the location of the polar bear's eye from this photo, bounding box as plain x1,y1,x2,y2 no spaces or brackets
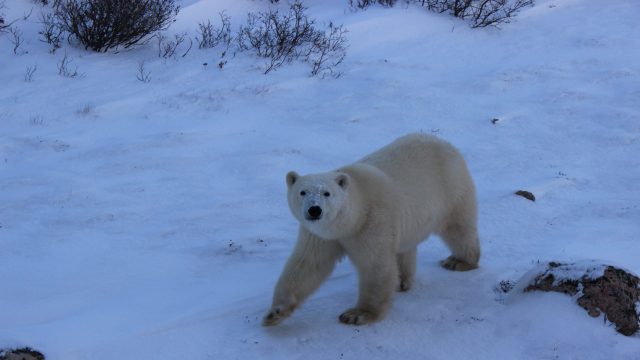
323,192,331,197
300,191,306,196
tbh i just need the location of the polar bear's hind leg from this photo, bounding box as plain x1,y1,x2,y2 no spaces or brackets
397,248,417,291
439,211,480,271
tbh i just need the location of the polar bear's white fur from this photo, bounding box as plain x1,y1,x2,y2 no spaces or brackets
263,133,480,326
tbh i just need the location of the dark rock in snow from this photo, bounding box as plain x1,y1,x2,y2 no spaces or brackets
515,190,535,201
524,261,640,336
0,347,45,360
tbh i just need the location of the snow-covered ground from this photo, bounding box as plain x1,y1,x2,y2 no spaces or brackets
1,0,639,359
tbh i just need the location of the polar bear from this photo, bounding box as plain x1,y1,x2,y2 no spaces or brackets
263,133,480,326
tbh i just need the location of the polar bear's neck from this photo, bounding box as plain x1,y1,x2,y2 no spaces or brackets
330,166,373,240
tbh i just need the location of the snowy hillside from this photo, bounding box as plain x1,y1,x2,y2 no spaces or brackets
1,0,639,359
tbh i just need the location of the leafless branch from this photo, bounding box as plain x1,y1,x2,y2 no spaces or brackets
136,61,151,82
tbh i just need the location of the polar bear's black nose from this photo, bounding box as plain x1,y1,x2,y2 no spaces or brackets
307,206,322,220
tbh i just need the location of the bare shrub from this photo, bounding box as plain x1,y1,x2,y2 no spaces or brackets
23,7,35,20
238,0,347,76
196,11,232,49
40,0,63,8
308,22,347,77
39,11,64,53
237,1,317,73
55,0,180,52
30,114,45,126
57,52,79,77
0,1,14,32
77,103,92,115
24,64,37,82
156,32,192,58
472,0,534,28
196,20,215,48
421,0,534,27
9,26,26,54
353,0,533,27
136,61,151,82
349,0,397,9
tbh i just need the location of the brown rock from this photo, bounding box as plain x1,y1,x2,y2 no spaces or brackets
0,347,45,360
515,190,535,201
524,261,640,336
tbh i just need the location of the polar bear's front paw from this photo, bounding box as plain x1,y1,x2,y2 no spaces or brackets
262,305,294,326
338,308,378,325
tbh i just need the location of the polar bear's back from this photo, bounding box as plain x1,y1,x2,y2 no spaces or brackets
359,133,471,192
355,133,475,244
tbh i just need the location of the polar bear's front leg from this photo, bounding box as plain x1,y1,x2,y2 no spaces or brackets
263,228,344,326
339,247,397,325
262,294,297,326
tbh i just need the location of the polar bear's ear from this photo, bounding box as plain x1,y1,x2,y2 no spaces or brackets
336,174,349,190
286,171,299,188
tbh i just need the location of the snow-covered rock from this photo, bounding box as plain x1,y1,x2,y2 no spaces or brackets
521,261,640,336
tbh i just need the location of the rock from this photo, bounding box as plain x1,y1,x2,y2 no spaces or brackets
0,347,45,360
515,190,535,201
523,261,640,336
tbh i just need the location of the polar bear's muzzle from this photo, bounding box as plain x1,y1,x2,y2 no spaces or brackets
305,206,323,221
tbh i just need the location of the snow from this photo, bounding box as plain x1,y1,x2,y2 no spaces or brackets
1,0,640,359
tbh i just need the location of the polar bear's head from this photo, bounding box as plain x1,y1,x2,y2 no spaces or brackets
286,170,351,239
